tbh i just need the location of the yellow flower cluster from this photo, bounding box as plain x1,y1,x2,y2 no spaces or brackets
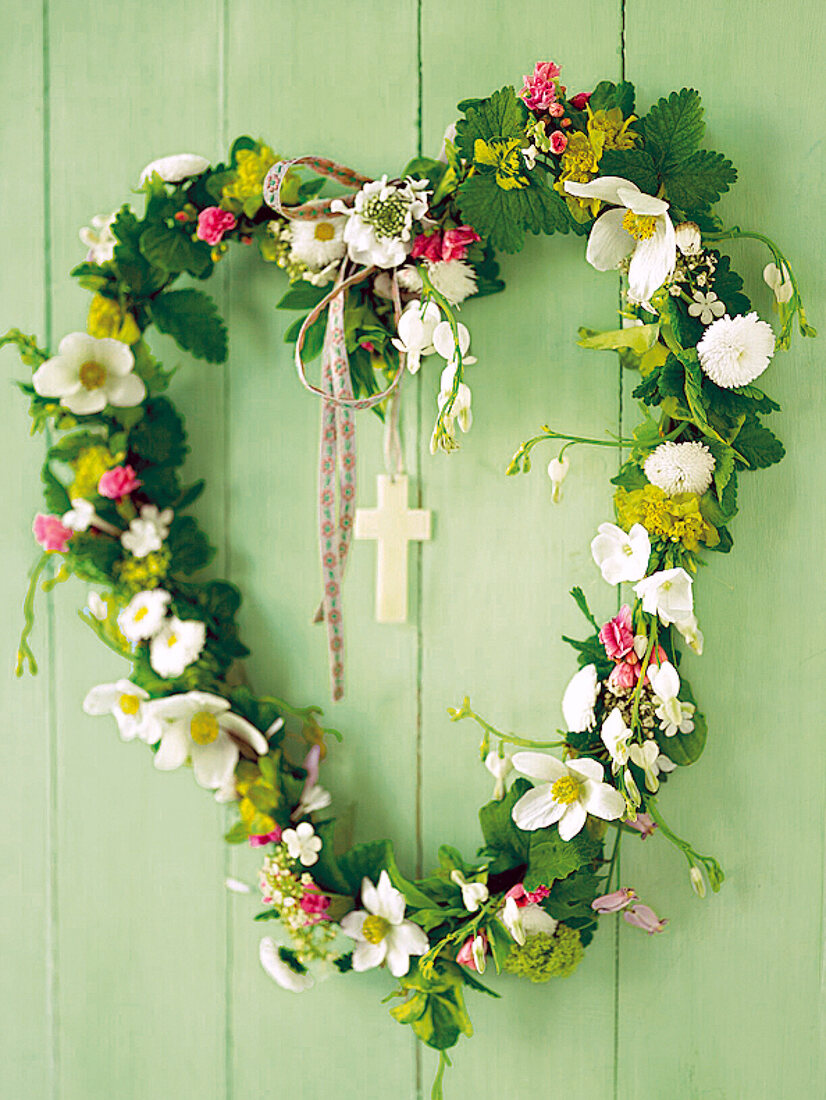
554,107,638,221
70,445,122,499
236,759,280,836
114,549,170,591
615,485,720,552
87,294,140,345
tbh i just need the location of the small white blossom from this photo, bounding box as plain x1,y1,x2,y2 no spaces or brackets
293,783,332,819
687,290,725,325
591,522,651,585
673,612,704,655
288,217,346,271
86,591,108,620
450,870,489,913
499,896,557,946
648,661,695,737
82,678,160,743
600,708,633,770
674,221,702,256
643,441,716,496
485,751,513,800
139,153,210,185
634,568,693,626
79,212,117,264
118,588,171,643
149,616,206,678
121,505,173,558
282,822,322,867
628,740,676,792
763,261,793,304
339,871,429,977
32,333,145,416
392,300,441,374
696,311,775,388
547,455,570,503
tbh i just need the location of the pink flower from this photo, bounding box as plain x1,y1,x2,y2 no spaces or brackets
360,341,376,354
456,931,488,971
98,464,142,501
33,513,73,553
411,231,443,262
249,827,282,847
550,131,568,154
570,91,592,111
623,904,668,934
441,226,481,261
591,887,637,914
196,206,237,245
626,813,657,839
599,605,635,660
299,886,331,924
607,660,640,693
504,882,550,907
520,61,562,112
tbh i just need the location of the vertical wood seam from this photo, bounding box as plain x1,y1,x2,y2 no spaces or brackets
414,2,424,1096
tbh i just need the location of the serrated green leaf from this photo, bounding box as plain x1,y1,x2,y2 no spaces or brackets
706,440,735,497
166,515,215,575
709,253,751,316
524,826,600,891
478,778,531,867
128,397,188,468
700,470,738,527
41,464,71,513
733,417,786,469
139,222,212,277
663,149,737,212
597,149,658,194
65,532,122,584
152,289,228,364
588,80,635,116
457,171,568,253
642,88,705,170
610,459,648,491
455,86,527,161
569,586,600,631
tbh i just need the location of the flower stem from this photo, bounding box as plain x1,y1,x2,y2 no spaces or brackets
448,697,566,757
603,826,623,894
15,552,50,676
506,426,637,476
645,797,725,893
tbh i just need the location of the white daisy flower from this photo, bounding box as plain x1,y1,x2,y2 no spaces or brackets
643,441,716,496
139,153,210,185
696,311,775,388
121,505,173,559
79,212,117,264
332,176,430,269
32,332,146,416
687,290,725,325
426,259,477,305
288,217,346,271
282,822,323,867
149,616,206,678
339,870,429,977
118,588,171,643
259,937,314,992
82,678,160,743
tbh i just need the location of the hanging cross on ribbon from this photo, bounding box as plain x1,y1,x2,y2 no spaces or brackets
354,475,431,623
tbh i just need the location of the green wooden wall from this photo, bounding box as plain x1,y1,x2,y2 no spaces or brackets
2,1,824,1097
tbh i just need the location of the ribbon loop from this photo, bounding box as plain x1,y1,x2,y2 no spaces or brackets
263,156,373,221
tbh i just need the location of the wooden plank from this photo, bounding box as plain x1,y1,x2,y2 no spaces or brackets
222,1,421,1095
618,3,826,1095
42,2,230,1097
418,8,625,1095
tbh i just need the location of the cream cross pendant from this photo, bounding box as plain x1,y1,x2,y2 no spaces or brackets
354,474,431,623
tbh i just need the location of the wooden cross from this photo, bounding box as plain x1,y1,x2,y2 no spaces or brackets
354,474,431,623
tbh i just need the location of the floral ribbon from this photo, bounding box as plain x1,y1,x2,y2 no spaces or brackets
263,157,408,700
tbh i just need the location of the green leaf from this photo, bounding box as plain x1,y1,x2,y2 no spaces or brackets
597,149,658,194
578,323,659,354
275,283,328,311
561,633,613,678
309,821,354,896
709,252,751,316
699,470,738,527
47,430,104,463
569,586,600,631
139,222,212,277
545,867,603,946
41,464,71,513
338,839,394,896
524,826,600,892
631,354,685,406
478,778,532,870
127,397,188,468
166,515,215,575
283,311,326,361
65,533,122,584
110,207,167,297
642,88,705,170
610,459,648,491
588,80,635,116
457,170,569,253
706,441,735,498
733,417,786,469
663,149,737,212
134,465,181,509
400,155,446,189
174,479,206,510
152,289,228,364
455,86,527,160
224,821,249,844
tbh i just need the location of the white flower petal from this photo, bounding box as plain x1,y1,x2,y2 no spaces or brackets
586,208,635,271
628,216,676,303
566,757,604,784
153,722,190,771
557,801,587,840
511,785,566,831
564,176,637,205
106,373,146,407
351,939,387,972
191,732,238,790
580,779,626,821
511,751,567,784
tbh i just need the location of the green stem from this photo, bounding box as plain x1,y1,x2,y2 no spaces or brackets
448,698,566,756
603,826,623,894
15,553,51,677
420,267,465,451
646,797,725,892
507,427,637,476
431,1050,451,1100
630,622,657,733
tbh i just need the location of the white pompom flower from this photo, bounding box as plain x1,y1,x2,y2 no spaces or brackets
643,441,716,496
696,311,775,388
32,333,146,416
139,153,210,185
426,259,477,305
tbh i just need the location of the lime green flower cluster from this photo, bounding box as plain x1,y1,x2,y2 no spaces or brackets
114,549,170,591
614,485,720,552
503,924,584,982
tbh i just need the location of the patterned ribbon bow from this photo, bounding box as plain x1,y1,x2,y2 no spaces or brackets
263,157,407,700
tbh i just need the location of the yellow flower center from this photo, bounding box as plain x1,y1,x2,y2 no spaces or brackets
622,541,635,556
551,775,581,805
78,360,107,390
190,711,220,745
362,914,391,944
119,693,141,715
314,222,335,241
167,633,178,647
134,606,149,621
622,210,658,241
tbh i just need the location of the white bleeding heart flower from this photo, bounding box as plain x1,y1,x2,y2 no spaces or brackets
392,300,442,373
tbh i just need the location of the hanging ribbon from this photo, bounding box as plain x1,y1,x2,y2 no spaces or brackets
263,157,407,700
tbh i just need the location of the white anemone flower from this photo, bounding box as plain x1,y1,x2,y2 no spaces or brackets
282,822,323,867
763,261,793,304
696,311,775,388
485,751,513,800
562,663,599,732
511,752,625,839
591,521,651,585
450,870,489,913
121,505,173,559
628,740,676,793
332,176,430,269
643,441,716,496
118,588,171,643
259,937,314,992
150,690,268,791
648,661,695,737
32,333,145,416
288,217,346,270
426,259,477,305
563,176,676,303
149,616,206,678
499,896,557,946
82,678,161,743
634,567,693,625
392,300,442,373
139,153,210,185
340,870,429,977
79,212,117,264
600,708,633,771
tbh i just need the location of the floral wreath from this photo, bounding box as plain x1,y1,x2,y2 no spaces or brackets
5,60,814,1098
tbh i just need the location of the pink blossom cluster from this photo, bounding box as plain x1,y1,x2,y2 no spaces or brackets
519,61,565,115
196,206,237,245
299,885,331,924
411,225,481,263
599,605,667,693
98,464,141,502
33,513,73,553
249,827,282,847
504,882,550,906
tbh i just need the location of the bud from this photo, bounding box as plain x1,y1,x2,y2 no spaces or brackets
484,750,513,800
591,887,637,914
763,261,793,304
689,865,707,898
547,454,570,503
674,221,702,256
623,903,667,934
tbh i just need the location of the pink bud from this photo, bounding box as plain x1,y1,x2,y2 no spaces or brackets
591,887,637,914
196,206,237,245
626,813,657,839
456,931,488,971
299,887,331,924
33,513,73,553
549,130,568,154
249,827,282,847
98,464,142,501
411,231,444,263
623,904,668,934
607,659,640,693
570,92,592,111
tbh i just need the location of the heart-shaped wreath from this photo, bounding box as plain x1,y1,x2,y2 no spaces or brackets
5,60,813,1097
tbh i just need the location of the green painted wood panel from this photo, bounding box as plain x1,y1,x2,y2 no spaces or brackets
1,2,823,1098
